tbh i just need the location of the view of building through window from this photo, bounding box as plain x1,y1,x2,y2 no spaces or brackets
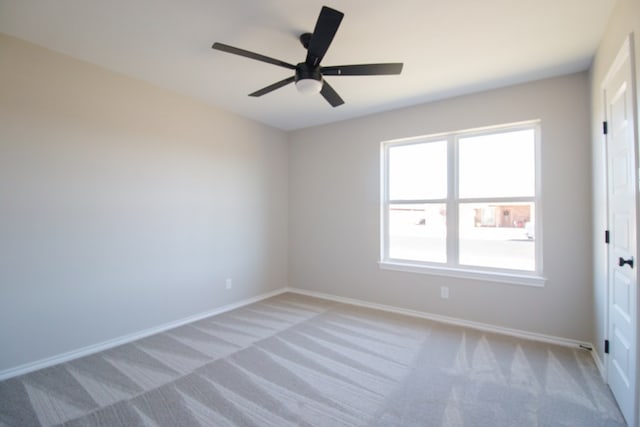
383,124,538,273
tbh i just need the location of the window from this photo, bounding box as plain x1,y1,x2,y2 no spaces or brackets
381,121,543,286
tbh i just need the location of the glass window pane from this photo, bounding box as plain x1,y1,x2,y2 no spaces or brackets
459,202,535,271
459,129,535,198
389,141,447,200
388,203,446,263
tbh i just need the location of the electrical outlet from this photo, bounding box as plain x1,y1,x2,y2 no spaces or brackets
225,278,232,290
440,286,449,299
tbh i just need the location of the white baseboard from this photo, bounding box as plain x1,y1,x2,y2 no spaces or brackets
591,347,606,379
0,287,288,381
286,287,595,351
1,285,598,382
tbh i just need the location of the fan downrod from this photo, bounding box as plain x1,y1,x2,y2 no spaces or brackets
299,33,312,49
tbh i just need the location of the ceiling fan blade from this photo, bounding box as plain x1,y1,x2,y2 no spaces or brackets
249,76,296,97
305,6,344,67
322,63,404,76
320,80,344,107
212,42,296,70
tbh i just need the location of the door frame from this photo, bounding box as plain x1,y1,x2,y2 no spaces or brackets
602,33,639,427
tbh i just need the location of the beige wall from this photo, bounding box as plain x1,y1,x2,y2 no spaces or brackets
590,0,640,367
289,72,592,342
0,34,289,372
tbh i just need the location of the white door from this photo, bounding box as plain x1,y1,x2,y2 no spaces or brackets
605,35,638,427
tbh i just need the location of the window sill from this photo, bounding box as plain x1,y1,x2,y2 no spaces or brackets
378,261,546,287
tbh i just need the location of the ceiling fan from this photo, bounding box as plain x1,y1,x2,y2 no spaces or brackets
212,6,403,107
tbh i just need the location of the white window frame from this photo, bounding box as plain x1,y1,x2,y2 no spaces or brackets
379,120,545,287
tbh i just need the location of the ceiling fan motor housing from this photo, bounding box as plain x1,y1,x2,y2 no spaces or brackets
295,62,322,84
295,62,323,94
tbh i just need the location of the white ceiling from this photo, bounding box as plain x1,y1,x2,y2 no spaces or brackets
0,0,616,130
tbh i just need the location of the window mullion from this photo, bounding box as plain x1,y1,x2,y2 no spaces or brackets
457,196,535,204
381,144,390,261
447,136,459,267
388,199,448,205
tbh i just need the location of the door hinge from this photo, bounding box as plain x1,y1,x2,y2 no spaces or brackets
603,121,608,135
605,230,610,244
605,339,610,354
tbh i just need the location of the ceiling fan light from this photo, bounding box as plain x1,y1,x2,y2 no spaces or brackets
295,78,322,94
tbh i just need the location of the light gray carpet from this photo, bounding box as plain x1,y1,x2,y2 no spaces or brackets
0,293,626,426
